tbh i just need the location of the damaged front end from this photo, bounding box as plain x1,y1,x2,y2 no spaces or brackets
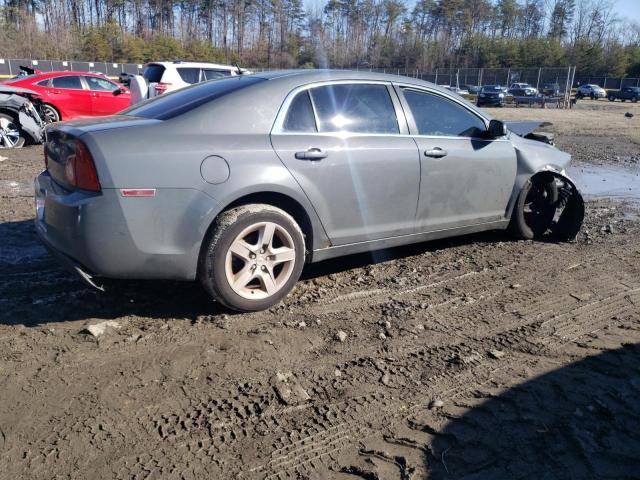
0,86,46,148
507,128,585,241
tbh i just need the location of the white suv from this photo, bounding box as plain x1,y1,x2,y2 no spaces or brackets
143,61,251,97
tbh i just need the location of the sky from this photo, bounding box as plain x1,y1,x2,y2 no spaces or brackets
616,0,640,24
304,0,640,25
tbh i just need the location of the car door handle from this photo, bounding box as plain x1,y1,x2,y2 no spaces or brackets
52,90,61,94
295,148,328,161
424,148,448,158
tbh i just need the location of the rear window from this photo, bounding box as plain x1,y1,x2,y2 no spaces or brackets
203,69,232,80
51,76,83,89
143,64,165,83
123,75,264,120
283,91,316,132
177,67,201,84
309,84,399,134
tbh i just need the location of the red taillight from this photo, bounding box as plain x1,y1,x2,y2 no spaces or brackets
64,141,101,192
154,82,171,93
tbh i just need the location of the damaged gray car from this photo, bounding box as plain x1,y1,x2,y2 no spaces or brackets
0,85,45,148
35,70,584,311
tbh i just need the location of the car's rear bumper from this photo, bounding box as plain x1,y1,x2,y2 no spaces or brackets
34,171,219,281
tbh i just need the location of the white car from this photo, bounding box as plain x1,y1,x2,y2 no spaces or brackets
576,84,606,99
445,86,469,96
143,61,251,97
510,83,538,95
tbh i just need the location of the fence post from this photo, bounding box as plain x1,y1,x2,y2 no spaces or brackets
435,68,438,85
506,68,510,87
478,68,483,87
536,67,541,91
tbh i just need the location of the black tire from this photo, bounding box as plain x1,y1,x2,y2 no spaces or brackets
42,104,60,123
576,92,583,99
632,97,638,103
509,177,559,240
590,92,595,100
0,113,26,148
199,204,306,312
608,95,615,102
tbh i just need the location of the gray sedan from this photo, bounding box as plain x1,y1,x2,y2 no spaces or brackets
35,70,584,311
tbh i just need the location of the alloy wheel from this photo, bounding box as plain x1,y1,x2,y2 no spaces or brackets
224,221,297,300
0,117,21,148
42,104,60,123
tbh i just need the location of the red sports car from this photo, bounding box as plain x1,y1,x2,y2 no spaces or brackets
7,71,130,122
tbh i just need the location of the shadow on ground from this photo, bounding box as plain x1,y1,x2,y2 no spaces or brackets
1,218,507,326
424,343,640,479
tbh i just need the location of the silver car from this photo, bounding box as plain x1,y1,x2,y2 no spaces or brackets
35,70,584,311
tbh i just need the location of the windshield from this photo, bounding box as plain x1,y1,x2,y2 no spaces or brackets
481,86,502,93
124,75,264,120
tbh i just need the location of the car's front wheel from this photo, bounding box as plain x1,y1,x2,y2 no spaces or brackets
199,204,305,312
0,113,25,148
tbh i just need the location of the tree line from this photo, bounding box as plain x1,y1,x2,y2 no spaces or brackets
1,0,639,76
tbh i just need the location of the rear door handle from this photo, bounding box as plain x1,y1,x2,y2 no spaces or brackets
424,148,448,158
295,148,328,161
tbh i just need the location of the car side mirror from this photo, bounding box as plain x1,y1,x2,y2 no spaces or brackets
112,88,123,96
488,119,507,138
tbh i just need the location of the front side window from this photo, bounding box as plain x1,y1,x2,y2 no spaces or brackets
282,91,316,132
403,89,486,138
203,69,232,80
177,67,201,84
309,84,399,134
51,76,83,90
85,76,117,91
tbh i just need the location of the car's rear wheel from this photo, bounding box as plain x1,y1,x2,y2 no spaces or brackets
42,104,60,123
608,95,615,101
632,97,638,103
199,204,305,312
0,113,25,148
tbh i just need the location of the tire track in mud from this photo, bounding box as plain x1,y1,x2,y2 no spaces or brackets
99,245,640,479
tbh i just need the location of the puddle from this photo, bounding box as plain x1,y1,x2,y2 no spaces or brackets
568,162,640,207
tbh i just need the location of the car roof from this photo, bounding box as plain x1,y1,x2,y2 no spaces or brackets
30,71,109,79
148,61,238,69
249,69,457,95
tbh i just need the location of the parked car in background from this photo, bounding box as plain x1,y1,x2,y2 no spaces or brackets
606,86,639,102
0,85,45,148
508,87,537,97
463,85,481,94
541,83,561,96
7,71,130,122
35,70,584,312
575,84,606,99
476,85,506,107
143,61,250,97
509,83,537,95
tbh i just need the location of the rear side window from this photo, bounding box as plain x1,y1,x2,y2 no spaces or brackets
283,91,316,132
124,76,265,120
177,67,201,84
403,89,486,138
36,79,50,87
309,84,399,134
51,76,83,89
203,69,232,80
143,64,165,83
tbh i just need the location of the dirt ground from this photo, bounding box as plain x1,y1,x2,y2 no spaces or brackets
1,100,639,479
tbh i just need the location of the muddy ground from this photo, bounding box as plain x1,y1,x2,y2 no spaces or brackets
0,101,639,479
